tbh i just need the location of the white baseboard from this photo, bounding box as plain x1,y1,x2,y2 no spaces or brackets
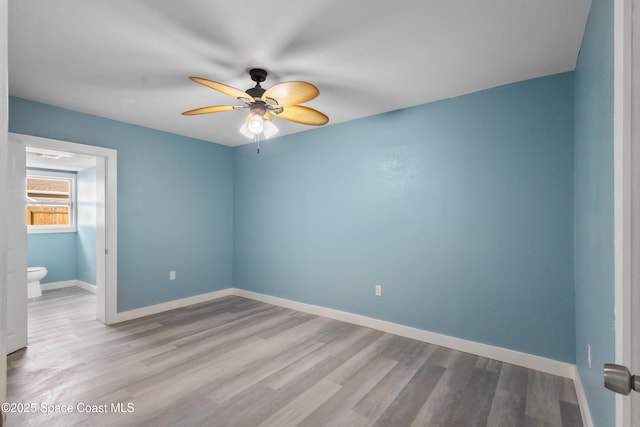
111,285,577,381
106,285,594,427
111,286,576,379
116,288,234,323
40,280,77,291
107,286,590,425
41,280,96,293
231,288,576,379
571,367,594,427
75,280,96,293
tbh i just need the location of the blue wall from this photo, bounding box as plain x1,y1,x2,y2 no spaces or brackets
574,0,615,424
234,73,575,363
11,97,234,311
27,232,77,283
77,166,96,285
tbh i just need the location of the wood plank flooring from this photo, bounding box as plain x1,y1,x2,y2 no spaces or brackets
6,287,584,426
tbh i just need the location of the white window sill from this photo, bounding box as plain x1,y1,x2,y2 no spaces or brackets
28,226,77,234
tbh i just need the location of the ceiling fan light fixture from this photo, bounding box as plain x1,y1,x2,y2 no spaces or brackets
262,120,279,139
239,113,264,138
239,115,279,139
239,104,279,140
239,121,254,139
185,68,326,146
247,113,265,134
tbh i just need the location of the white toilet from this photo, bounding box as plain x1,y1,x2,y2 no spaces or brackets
27,267,47,299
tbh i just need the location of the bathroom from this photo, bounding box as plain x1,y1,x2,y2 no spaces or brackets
26,147,98,300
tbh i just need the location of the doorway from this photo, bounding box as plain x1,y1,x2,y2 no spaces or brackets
26,147,99,309
6,132,118,354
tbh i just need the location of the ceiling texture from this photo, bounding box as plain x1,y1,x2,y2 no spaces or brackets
9,0,591,147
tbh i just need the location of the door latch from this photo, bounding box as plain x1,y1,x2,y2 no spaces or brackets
604,363,640,395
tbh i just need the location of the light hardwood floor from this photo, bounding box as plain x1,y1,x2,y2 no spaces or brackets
6,287,583,426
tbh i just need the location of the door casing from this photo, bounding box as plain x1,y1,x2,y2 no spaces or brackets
5,138,26,354
8,133,118,327
614,0,639,424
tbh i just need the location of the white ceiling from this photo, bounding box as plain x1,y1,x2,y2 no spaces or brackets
8,0,591,147
26,147,96,171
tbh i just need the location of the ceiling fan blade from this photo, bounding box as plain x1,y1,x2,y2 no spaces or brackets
189,77,255,102
276,105,329,126
262,81,319,106
182,105,242,116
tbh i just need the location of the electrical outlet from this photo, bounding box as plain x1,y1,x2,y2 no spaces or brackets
170,270,176,281
588,344,592,368
375,285,382,297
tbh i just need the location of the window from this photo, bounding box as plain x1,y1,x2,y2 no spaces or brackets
26,171,76,233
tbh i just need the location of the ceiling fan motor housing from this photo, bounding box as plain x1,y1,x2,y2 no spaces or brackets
250,102,267,116
249,68,268,83
247,68,268,98
246,86,266,98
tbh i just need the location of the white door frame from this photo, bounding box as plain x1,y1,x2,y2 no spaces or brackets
0,0,8,405
10,133,118,325
6,137,26,354
614,0,637,425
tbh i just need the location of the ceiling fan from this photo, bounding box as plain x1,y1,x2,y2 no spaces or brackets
182,68,329,144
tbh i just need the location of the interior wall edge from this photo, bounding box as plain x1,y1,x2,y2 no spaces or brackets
572,366,596,427
74,280,96,294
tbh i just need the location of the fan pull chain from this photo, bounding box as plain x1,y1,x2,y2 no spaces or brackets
255,135,261,154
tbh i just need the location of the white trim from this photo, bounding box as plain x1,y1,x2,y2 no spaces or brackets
39,280,95,293
614,0,633,425
115,288,234,323
0,0,7,404
26,169,77,234
114,286,576,378
75,280,96,294
27,227,77,235
573,367,596,427
10,133,118,326
103,153,117,325
232,289,575,379
107,286,595,425
40,280,76,291
110,285,591,425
